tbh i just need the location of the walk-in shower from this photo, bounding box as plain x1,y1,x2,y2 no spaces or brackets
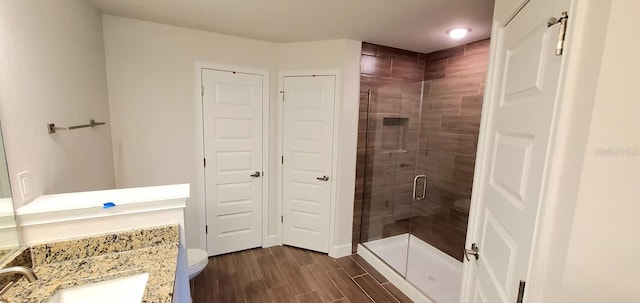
355,40,488,303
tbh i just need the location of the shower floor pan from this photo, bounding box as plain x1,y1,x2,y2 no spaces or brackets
364,233,462,303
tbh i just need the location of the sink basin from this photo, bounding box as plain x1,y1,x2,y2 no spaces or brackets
47,273,149,303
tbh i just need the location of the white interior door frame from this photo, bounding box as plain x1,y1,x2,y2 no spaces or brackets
506,1,613,301
461,0,594,301
194,62,270,250
277,69,342,257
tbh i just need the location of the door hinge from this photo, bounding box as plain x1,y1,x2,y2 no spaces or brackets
548,12,569,56
281,215,283,223
201,85,204,96
280,90,285,101
281,156,284,164
517,280,526,303
204,158,206,167
205,225,208,234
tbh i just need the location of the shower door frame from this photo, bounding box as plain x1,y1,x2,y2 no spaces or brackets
359,80,427,276
357,79,436,302
358,78,473,302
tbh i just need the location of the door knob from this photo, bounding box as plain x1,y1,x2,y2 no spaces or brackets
464,243,480,261
250,171,261,177
317,176,329,181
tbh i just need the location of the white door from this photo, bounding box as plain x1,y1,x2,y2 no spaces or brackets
281,75,336,253
463,0,570,301
202,68,264,256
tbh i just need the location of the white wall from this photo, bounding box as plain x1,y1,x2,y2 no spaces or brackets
0,0,115,207
555,0,640,301
103,16,361,252
102,15,279,250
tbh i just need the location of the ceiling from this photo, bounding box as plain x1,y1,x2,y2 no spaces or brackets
89,0,495,54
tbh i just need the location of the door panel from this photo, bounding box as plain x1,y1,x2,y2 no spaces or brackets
203,69,263,256
282,75,336,253
465,0,569,301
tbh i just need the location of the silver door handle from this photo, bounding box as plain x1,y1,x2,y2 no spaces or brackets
464,243,480,261
317,176,329,181
250,171,261,177
412,175,427,200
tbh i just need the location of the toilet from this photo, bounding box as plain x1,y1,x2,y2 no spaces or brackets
187,249,209,280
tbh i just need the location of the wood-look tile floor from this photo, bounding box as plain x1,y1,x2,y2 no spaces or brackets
191,245,413,303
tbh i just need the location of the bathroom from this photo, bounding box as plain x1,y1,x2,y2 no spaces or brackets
0,0,639,302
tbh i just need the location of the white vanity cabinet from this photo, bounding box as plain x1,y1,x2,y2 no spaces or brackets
15,184,191,303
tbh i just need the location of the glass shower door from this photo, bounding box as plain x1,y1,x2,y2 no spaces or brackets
359,80,426,277
358,78,475,303
405,78,476,303
359,74,483,303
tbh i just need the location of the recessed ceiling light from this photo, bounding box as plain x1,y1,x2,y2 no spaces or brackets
447,28,471,40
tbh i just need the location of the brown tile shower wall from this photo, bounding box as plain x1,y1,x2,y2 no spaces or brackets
414,39,490,260
352,43,427,252
352,40,490,256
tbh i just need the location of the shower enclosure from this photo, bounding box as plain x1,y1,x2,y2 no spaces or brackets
356,40,488,303
358,76,483,303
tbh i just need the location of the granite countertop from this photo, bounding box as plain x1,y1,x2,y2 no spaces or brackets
1,225,179,303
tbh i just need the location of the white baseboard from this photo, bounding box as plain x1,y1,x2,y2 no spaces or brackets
357,244,433,303
330,243,352,258
263,234,280,248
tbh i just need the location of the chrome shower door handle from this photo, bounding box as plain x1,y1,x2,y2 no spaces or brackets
412,175,427,201
420,176,427,200
250,171,261,177
412,175,420,200
317,175,329,181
